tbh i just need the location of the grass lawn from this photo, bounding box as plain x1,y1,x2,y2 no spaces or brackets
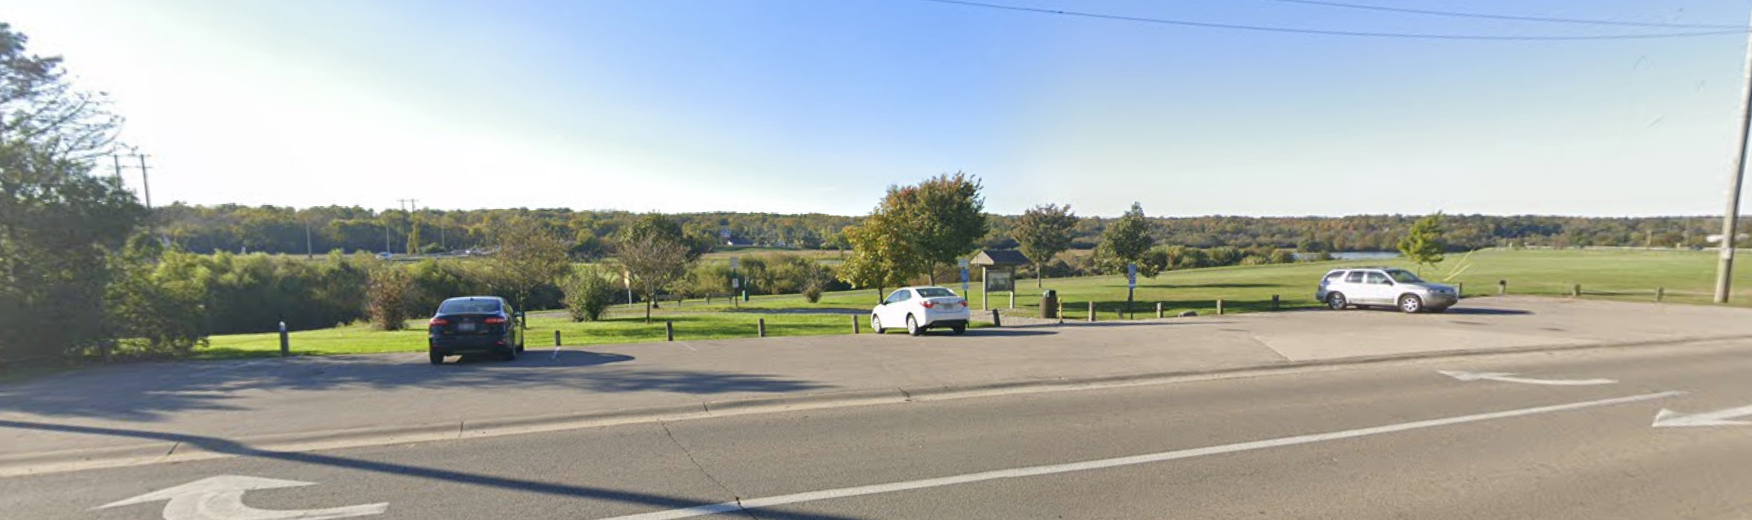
201,248,1752,359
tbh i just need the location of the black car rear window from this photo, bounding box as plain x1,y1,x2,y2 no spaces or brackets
439,299,502,314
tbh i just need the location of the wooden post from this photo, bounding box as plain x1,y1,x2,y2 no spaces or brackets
1272,295,1281,311
1571,283,1581,298
665,321,674,341
1155,302,1164,319
1456,282,1464,298
278,321,290,357
1057,299,1064,325
1216,299,1225,315
758,318,766,338
852,315,860,334
1008,290,1015,310
1087,301,1096,323
1656,287,1665,302
991,309,1002,327
554,330,561,347
1498,279,1507,296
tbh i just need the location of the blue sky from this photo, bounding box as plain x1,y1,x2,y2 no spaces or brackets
4,0,1749,217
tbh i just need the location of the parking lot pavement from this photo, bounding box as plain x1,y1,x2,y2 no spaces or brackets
3,296,1752,475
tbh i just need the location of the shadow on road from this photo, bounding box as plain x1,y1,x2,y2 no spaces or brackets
0,419,871,520
1443,307,1534,316
0,350,830,422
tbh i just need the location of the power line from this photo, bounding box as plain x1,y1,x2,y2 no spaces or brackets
904,0,1749,40
1256,0,1745,30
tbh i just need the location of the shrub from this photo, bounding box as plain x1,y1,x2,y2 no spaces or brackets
104,246,208,359
366,266,419,330
562,266,618,322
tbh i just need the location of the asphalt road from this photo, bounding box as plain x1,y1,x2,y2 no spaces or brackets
7,340,1752,520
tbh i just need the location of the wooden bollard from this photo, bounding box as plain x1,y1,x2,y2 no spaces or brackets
1271,295,1280,311
1216,299,1225,315
1498,280,1507,296
758,318,766,338
665,321,674,341
1571,283,1581,298
554,330,561,347
852,315,860,334
991,309,1002,327
1456,282,1464,298
1656,287,1665,302
1087,301,1096,323
1155,302,1164,319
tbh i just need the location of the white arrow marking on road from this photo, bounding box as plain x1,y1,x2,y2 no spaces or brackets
95,475,387,520
1438,370,1616,386
594,391,1684,520
1652,405,1752,427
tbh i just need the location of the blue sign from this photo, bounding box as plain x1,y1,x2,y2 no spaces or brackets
1127,263,1137,288
961,268,970,292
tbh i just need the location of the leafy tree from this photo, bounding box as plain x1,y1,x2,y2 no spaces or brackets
617,231,693,323
1095,202,1159,277
837,207,923,303
1010,203,1076,287
485,215,571,310
365,266,418,331
104,238,206,359
0,24,143,364
1398,213,1448,273
889,172,987,284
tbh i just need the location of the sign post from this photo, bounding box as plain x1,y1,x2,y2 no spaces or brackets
1127,263,1138,320
959,259,970,294
730,257,740,308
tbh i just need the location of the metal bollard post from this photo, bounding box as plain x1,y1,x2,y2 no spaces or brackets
1156,302,1163,319
1272,295,1280,311
1088,301,1096,323
278,321,290,357
991,309,1002,327
666,321,674,341
1217,299,1225,315
1008,292,1015,310
554,330,561,347
852,315,860,334
1656,287,1665,302
758,319,766,338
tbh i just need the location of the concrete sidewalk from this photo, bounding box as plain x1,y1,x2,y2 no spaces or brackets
4,296,1751,475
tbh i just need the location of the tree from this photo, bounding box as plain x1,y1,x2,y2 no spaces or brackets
1398,213,1447,274
1010,203,1076,287
616,230,693,323
889,172,987,284
485,215,571,310
836,209,922,303
561,266,618,322
0,24,143,364
1095,202,1159,277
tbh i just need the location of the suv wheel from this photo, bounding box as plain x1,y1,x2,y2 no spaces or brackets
1399,294,1424,314
1326,292,1348,310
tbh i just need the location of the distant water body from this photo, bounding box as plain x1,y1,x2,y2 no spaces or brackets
1293,251,1401,261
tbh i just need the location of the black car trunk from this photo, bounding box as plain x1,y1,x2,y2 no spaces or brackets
432,313,504,337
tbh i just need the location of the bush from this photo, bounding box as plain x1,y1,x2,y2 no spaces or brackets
562,266,618,322
103,244,208,359
366,266,419,330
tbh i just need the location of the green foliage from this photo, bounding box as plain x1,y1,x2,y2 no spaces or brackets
1095,202,1158,277
1398,213,1448,273
484,215,572,310
1011,203,1077,286
104,241,207,359
562,266,618,322
837,209,921,297
889,172,988,280
366,266,419,331
617,215,696,322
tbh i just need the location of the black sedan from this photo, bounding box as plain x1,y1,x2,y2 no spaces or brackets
427,296,525,364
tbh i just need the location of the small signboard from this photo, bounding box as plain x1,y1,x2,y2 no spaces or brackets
1127,263,1138,288
732,278,741,289
730,257,739,271
985,269,1015,293
961,268,970,292
958,258,970,268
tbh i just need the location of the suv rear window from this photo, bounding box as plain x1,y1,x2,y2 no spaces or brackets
1324,271,1347,282
439,299,502,314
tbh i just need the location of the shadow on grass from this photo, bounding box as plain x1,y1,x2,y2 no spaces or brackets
0,419,870,520
0,349,830,422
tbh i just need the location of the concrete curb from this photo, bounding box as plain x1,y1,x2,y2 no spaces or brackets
5,332,1751,478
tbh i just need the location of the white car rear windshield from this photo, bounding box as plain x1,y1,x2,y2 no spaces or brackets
916,288,957,298
439,299,502,314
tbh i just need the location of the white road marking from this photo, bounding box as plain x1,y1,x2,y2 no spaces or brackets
96,475,388,520
597,391,1684,520
1652,404,1752,427
1438,370,1617,386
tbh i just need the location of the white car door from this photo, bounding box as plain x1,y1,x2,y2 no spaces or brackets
1360,271,1395,305
879,289,912,326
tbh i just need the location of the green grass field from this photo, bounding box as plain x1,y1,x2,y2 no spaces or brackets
203,248,1752,358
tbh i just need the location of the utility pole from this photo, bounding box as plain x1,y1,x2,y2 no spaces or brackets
1716,10,1752,304
305,220,314,260
397,198,419,255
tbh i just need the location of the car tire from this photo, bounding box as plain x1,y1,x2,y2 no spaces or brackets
1399,294,1424,314
1326,292,1348,310
906,315,921,336
951,325,966,335
429,352,444,365
871,315,885,334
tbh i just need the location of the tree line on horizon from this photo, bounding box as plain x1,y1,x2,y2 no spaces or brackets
144,203,1745,259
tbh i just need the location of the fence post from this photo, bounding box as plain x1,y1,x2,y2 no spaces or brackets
1456,282,1464,298
1216,299,1225,316
1057,299,1064,325
554,330,561,347
1498,279,1507,296
1088,301,1096,323
666,321,674,341
758,318,766,338
1571,283,1581,298
852,315,860,334
1656,287,1665,302
1271,295,1281,311
1155,302,1164,319
991,309,1002,327
278,321,290,357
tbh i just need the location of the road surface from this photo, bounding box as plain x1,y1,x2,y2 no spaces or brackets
6,339,1751,519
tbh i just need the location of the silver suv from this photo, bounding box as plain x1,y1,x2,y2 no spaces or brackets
1316,267,1458,313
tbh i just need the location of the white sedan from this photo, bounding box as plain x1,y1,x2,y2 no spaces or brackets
871,286,971,336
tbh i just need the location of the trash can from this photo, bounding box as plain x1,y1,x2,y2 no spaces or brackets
1041,290,1058,319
